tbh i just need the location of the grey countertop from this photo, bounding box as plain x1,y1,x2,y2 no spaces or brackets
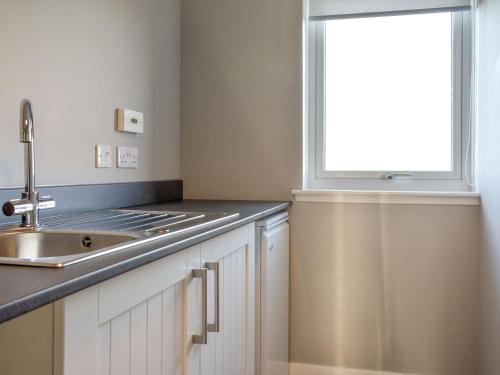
0,200,289,324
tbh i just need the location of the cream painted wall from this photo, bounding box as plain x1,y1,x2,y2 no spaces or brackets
291,203,479,375
181,0,302,200
0,0,180,188
477,1,500,374
0,304,53,375
181,1,481,374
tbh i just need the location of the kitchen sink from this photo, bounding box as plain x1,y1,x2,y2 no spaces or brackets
0,230,137,267
0,209,238,267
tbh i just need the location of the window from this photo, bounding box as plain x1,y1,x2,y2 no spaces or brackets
306,4,472,191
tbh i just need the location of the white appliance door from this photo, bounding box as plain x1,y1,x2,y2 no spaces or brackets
261,222,289,375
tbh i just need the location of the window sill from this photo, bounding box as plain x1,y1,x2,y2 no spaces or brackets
292,189,481,206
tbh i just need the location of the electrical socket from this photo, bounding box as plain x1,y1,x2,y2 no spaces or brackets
117,146,139,168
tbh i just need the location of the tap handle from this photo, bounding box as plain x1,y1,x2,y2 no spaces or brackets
2,196,55,217
39,196,56,211
2,201,15,216
2,200,33,217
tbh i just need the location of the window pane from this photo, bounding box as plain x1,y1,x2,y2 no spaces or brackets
324,13,453,172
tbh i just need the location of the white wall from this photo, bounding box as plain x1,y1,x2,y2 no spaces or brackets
0,0,181,188
477,0,500,374
181,1,481,374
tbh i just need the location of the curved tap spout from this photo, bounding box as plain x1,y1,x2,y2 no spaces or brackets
1,100,55,227
20,100,36,199
20,100,34,143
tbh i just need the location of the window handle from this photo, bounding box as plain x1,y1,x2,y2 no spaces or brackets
382,173,413,180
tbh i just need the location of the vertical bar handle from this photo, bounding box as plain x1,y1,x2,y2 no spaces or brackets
192,268,208,345
205,262,220,333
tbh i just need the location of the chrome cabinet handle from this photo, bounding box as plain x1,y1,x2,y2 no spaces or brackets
205,262,220,333
192,268,208,345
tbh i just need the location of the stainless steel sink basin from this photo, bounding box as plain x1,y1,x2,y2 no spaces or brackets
0,209,238,267
0,229,138,267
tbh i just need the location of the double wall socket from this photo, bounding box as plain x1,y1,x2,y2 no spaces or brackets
95,145,139,169
117,146,139,168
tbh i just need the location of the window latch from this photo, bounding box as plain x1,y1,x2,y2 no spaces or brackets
382,173,413,181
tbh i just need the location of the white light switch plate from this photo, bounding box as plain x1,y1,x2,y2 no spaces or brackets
95,145,113,168
117,146,139,168
117,108,144,134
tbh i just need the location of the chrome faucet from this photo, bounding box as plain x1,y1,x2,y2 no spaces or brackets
2,100,55,227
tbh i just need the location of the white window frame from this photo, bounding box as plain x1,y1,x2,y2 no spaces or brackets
305,11,472,191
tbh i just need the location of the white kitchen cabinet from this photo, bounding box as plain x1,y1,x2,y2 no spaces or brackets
197,222,256,375
185,222,256,375
54,245,188,375
53,222,255,375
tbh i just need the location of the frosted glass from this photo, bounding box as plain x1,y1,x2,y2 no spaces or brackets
324,13,453,172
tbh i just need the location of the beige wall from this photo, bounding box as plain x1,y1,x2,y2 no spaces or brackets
181,0,302,201
291,202,479,375
477,0,500,374
0,0,181,188
181,1,481,374
0,304,53,375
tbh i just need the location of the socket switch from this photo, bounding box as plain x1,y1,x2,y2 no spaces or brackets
95,145,113,168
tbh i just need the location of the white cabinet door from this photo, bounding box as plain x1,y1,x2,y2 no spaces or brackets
96,283,185,375
54,246,193,375
185,244,203,375
200,223,256,375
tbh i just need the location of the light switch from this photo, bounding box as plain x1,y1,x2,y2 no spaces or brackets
117,108,144,134
95,145,113,168
117,146,139,168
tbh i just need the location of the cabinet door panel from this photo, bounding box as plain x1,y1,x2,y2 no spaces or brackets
209,247,247,375
201,241,216,375
214,253,225,375
185,245,202,375
130,302,147,375
148,294,163,375
163,284,184,375
98,321,111,375
211,225,249,261
200,223,255,375
110,311,130,375
95,282,185,375
54,287,100,375
230,252,238,375
99,249,187,324
222,253,232,375
236,248,245,375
